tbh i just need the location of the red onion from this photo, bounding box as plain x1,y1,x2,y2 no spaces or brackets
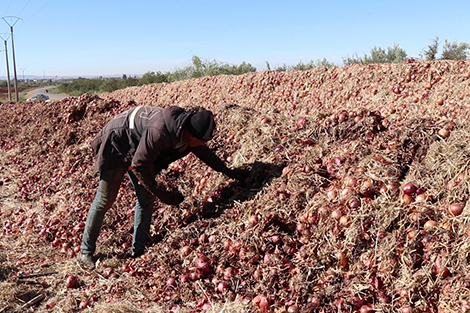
180,273,190,283
360,304,374,313
402,182,417,195
449,202,465,216
166,277,176,287
347,197,361,209
78,299,90,310
216,281,229,293
102,267,114,278
248,214,259,226
424,220,438,231
195,258,211,275
402,306,412,313
66,275,78,288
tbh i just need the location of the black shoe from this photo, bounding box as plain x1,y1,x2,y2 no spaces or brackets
130,250,144,259
79,253,95,270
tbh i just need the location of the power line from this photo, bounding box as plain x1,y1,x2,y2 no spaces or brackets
26,0,51,21
4,0,13,16
18,0,32,16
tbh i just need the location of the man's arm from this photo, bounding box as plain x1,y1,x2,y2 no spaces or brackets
192,145,231,175
132,166,183,205
131,129,183,205
192,145,249,180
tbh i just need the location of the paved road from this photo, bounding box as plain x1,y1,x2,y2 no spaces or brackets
26,86,69,101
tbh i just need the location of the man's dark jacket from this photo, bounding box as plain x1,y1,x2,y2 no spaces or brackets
91,106,231,195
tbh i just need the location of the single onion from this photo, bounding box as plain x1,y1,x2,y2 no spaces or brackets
401,194,414,205
216,281,229,293
402,306,412,313
287,305,300,313
166,277,176,287
180,245,192,257
438,128,450,138
196,258,211,275
271,234,281,245
424,220,438,231
66,275,78,288
415,194,428,203
386,182,400,192
338,251,348,268
433,256,450,278
347,197,361,209
78,299,90,310
360,304,374,313
248,214,259,227
449,202,465,216
310,296,321,308
402,183,417,195
331,209,342,221
339,215,350,227
102,267,114,278
180,273,190,283
259,296,270,310
304,164,313,173
327,188,338,201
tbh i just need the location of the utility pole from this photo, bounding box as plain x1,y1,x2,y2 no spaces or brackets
0,33,11,102
20,68,26,81
2,16,22,102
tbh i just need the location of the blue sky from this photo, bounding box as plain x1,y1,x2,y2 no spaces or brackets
1,0,469,77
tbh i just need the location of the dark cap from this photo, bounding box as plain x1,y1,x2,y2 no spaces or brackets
186,110,216,141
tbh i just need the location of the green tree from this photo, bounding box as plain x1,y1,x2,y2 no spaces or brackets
231,61,256,75
99,79,123,93
265,61,271,71
139,71,168,85
421,37,440,61
441,40,469,60
168,55,256,82
343,52,364,66
343,44,408,65
274,58,335,71
314,58,336,68
364,47,388,64
386,43,407,63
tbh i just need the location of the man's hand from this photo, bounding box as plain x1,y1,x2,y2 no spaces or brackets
156,189,184,206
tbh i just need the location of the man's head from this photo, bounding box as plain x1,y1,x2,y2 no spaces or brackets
184,109,216,147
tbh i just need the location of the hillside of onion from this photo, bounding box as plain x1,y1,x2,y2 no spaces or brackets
1,60,470,312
